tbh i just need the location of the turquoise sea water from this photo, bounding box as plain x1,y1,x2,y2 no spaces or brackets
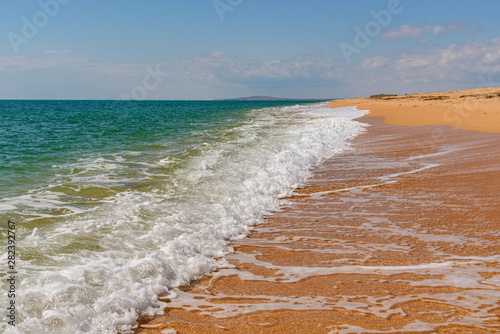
1,100,308,223
0,100,368,333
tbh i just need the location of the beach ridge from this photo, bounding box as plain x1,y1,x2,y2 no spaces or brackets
330,87,500,133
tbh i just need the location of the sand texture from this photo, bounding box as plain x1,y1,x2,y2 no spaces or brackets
330,87,500,133
135,88,500,333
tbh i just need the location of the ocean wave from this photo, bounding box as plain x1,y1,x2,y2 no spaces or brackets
1,103,368,334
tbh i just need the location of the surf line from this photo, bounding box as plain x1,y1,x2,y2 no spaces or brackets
292,163,440,198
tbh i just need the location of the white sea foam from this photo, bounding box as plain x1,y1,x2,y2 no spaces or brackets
1,104,369,334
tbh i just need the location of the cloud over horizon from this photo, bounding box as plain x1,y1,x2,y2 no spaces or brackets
381,22,468,40
1,1,499,99
175,52,342,84
1,38,500,99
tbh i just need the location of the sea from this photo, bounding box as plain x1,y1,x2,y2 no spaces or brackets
0,100,368,333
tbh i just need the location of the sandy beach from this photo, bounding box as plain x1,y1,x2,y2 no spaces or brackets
329,87,500,133
135,87,500,334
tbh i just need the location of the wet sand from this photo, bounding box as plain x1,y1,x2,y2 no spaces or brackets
136,89,500,333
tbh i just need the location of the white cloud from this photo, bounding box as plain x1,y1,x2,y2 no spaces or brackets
175,52,342,85
351,39,500,95
394,39,500,74
0,52,343,99
471,25,491,36
2,38,500,99
163,41,500,96
361,57,388,71
381,22,467,40
0,55,167,99
0,55,88,72
0,55,165,88
42,50,73,55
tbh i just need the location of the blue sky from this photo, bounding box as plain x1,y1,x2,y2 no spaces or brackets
1,0,500,99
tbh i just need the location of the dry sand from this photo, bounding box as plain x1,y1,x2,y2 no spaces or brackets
329,87,500,133
135,88,500,334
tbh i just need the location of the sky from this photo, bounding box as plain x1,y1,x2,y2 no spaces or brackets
1,0,500,99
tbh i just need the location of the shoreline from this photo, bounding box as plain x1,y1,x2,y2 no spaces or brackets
135,88,500,333
329,87,500,133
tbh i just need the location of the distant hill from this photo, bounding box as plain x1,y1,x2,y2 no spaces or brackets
215,95,334,101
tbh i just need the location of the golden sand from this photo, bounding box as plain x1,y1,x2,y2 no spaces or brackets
135,88,500,334
329,87,500,133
